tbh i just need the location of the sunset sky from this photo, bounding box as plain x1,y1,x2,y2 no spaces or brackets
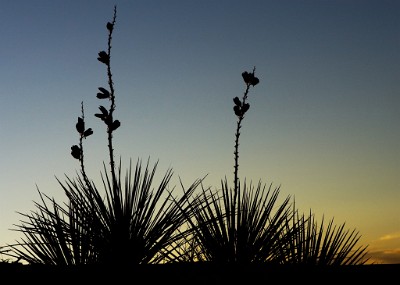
0,0,399,264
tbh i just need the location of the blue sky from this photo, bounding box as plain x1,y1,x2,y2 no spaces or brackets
0,0,399,264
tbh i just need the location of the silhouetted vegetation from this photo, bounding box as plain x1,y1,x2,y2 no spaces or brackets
5,6,202,266
1,5,372,275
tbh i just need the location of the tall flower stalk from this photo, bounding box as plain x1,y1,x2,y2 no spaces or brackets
162,69,295,264
95,5,120,190
71,101,93,190
232,67,259,204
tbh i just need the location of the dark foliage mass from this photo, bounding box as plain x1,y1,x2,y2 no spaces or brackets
1,5,369,270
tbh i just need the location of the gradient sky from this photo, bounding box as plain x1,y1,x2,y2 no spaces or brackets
0,0,399,264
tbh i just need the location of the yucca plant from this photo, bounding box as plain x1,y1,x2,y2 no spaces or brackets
160,69,295,264
162,67,369,267
5,5,370,269
8,6,203,266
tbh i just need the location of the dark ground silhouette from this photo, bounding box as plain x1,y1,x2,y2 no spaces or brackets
1,262,398,284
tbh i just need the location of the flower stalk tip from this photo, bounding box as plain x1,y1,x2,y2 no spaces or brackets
242,70,259,86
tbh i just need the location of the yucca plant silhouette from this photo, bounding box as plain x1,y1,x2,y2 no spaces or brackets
4,5,370,269
160,68,295,264
162,68,369,266
9,6,203,265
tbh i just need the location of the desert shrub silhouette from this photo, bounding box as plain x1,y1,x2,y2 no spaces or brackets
3,5,369,269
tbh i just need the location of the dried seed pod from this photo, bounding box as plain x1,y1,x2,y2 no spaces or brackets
71,145,81,160
76,117,85,134
95,105,109,121
233,105,242,117
110,120,120,131
250,76,259,86
233,97,242,107
106,22,114,31
97,87,110,99
242,71,251,84
83,128,93,138
241,103,250,113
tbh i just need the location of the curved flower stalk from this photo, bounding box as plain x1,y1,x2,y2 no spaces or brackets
71,101,93,190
